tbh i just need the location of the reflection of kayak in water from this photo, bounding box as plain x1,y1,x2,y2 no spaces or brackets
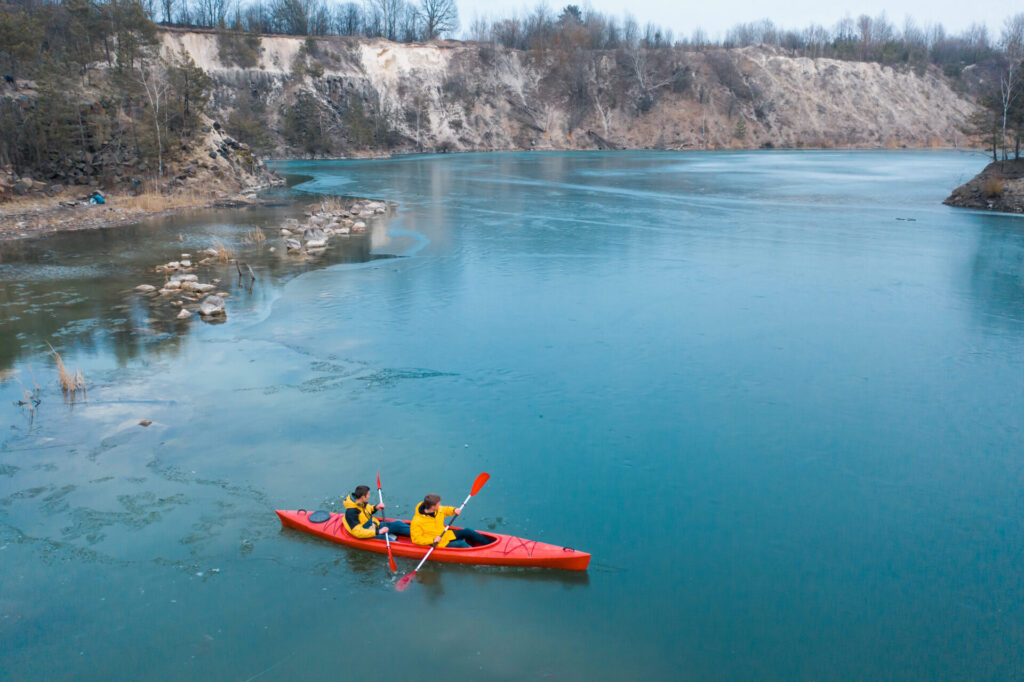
276,509,591,571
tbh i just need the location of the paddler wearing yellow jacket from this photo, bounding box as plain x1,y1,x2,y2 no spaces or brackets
343,485,411,540
411,494,491,548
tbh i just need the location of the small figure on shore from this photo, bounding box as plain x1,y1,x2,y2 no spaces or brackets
411,494,490,547
343,485,410,540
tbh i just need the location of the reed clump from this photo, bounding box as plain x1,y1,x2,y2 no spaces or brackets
47,343,86,397
213,240,233,262
244,227,266,245
319,197,345,212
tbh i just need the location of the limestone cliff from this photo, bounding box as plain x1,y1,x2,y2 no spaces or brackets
161,29,978,157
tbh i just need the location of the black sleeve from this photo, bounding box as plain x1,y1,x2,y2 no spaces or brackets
344,507,362,528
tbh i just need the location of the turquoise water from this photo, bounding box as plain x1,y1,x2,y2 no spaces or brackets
2,151,1024,679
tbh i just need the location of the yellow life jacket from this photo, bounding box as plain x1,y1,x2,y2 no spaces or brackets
410,501,457,547
342,494,381,539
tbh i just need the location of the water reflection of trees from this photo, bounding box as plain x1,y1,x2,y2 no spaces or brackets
969,218,1024,331
0,205,389,370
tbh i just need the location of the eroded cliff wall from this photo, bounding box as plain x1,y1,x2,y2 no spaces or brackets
162,30,978,156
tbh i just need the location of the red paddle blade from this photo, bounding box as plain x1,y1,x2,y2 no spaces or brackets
376,470,381,490
395,570,417,591
388,551,397,573
470,472,490,496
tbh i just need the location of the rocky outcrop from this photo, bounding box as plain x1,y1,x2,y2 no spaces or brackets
944,160,1024,214
161,29,978,156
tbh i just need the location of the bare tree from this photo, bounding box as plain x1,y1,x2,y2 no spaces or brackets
999,13,1024,160
160,0,176,23
137,58,170,179
421,0,457,40
367,0,402,40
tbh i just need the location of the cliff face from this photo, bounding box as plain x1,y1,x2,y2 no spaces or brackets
161,29,978,157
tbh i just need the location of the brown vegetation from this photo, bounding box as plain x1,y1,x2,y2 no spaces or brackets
47,343,86,397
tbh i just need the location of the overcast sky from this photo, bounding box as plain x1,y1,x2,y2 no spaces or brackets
455,0,1014,40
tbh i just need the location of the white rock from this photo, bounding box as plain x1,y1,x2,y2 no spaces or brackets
353,221,366,231
163,280,182,290
337,226,351,235
166,261,181,270
203,248,218,257
180,260,192,268
306,238,328,248
198,295,226,317
176,309,192,319
170,274,198,283
181,253,191,259
182,281,216,294
268,246,276,252
280,228,292,236
285,238,302,251
135,284,156,292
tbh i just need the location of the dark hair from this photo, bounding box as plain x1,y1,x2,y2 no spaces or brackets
353,485,370,498
423,494,441,509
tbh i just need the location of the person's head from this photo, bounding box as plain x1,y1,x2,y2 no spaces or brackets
421,493,441,513
352,485,370,503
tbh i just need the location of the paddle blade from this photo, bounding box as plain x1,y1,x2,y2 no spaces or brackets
376,470,381,490
470,472,490,496
388,551,397,573
395,570,417,591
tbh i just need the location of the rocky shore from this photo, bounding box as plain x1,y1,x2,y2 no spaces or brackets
131,198,389,324
0,117,283,241
944,159,1024,214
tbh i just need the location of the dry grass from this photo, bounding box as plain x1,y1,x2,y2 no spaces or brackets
983,176,1005,198
47,343,86,397
212,239,234,262
244,227,267,245
319,197,346,212
113,187,209,212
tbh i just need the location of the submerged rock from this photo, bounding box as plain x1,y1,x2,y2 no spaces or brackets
135,284,157,292
198,295,226,317
285,238,302,251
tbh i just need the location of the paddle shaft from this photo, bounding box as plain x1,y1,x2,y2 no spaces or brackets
410,491,473,573
376,486,392,550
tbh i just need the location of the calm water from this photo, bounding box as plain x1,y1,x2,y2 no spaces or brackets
2,151,1023,680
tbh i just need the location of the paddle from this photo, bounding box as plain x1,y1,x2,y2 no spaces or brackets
376,470,398,573
395,472,490,592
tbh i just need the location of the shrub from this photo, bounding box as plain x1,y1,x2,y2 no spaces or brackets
982,176,1005,198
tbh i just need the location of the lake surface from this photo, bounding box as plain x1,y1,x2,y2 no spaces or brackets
2,151,1023,680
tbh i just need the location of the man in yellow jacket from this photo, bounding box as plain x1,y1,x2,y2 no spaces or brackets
411,494,491,548
343,485,411,540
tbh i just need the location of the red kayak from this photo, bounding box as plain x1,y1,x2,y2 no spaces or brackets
276,509,590,571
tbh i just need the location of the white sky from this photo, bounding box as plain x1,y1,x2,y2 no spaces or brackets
455,0,1015,40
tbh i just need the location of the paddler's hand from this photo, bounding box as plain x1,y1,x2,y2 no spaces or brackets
378,526,390,535
433,536,441,544
375,503,385,511
453,509,461,516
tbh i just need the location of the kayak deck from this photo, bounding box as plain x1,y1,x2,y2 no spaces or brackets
276,509,590,571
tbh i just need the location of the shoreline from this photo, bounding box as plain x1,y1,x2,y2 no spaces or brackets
0,181,284,242
1,148,993,243
268,144,983,163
